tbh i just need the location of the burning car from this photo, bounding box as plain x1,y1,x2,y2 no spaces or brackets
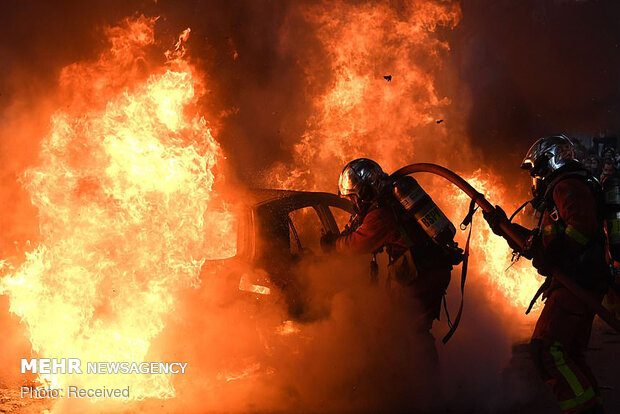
202,189,352,319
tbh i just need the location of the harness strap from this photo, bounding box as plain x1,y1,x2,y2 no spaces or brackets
442,199,476,344
442,295,454,329
460,198,478,230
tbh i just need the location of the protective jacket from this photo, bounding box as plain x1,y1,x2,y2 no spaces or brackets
335,204,453,325
335,207,409,256
534,175,609,291
526,167,609,414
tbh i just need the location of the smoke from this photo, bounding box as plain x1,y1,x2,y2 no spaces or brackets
157,256,443,413
454,0,620,172
103,253,521,414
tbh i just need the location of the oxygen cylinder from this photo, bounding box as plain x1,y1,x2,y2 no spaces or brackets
392,176,456,246
603,175,620,261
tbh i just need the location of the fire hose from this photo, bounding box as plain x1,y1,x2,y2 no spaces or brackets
390,163,620,334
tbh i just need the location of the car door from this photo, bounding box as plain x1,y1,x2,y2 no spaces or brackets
315,195,353,235
251,193,350,317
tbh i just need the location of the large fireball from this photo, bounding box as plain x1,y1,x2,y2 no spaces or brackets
0,17,234,398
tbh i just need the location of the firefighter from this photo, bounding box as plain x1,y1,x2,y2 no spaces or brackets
321,158,461,360
484,135,610,414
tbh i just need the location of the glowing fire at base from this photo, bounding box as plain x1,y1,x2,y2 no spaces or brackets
0,17,234,399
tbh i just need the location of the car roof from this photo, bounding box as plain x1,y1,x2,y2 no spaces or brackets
248,188,307,204
248,188,351,211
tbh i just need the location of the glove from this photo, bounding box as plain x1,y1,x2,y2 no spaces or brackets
320,231,339,252
482,205,508,236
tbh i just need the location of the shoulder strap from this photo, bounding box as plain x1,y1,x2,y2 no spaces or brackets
442,199,476,343
442,208,472,344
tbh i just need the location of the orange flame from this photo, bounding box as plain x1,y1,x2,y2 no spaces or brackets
269,0,542,320
269,0,462,190
0,17,234,399
446,172,543,311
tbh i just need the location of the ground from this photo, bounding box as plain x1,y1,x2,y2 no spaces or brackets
500,319,620,414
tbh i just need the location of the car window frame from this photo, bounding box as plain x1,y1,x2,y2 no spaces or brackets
252,192,352,259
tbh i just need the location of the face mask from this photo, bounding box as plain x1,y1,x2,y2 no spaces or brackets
530,175,547,211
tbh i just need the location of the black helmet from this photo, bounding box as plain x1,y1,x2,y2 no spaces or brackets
338,158,386,215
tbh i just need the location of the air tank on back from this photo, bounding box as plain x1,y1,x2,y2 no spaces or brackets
603,174,620,262
392,176,456,246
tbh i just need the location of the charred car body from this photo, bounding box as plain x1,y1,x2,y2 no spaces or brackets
202,189,352,319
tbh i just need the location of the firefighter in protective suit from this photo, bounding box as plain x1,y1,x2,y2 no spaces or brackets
484,135,610,414
321,158,460,361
